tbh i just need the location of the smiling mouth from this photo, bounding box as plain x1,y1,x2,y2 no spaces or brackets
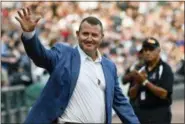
84,42,94,46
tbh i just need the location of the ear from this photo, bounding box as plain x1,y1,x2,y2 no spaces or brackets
102,33,104,38
76,31,79,37
156,48,160,54
101,33,104,40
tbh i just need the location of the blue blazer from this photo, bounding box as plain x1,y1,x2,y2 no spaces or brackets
22,33,139,124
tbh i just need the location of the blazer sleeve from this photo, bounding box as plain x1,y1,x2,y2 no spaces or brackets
112,64,140,124
21,32,65,73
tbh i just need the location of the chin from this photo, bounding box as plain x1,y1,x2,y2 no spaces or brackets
84,46,96,52
84,48,95,54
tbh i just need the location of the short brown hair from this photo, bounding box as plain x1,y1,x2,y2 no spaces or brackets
79,16,103,34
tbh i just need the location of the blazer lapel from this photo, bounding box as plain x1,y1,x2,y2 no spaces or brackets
101,57,113,96
69,47,81,97
101,57,113,123
101,59,111,94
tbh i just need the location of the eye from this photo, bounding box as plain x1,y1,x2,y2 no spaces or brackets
82,32,89,36
92,33,98,37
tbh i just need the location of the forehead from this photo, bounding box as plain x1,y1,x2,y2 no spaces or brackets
80,21,102,33
143,47,159,52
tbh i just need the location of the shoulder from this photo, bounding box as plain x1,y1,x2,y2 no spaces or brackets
102,56,117,71
161,60,173,73
160,60,174,77
102,56,116,66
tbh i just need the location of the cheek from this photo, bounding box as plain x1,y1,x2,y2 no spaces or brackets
79,36,86,41
78,34,87,41
94,37,102,44
144,53,152,59
95,39,101,43
144,55,148,60
143,53,148,57
153,53,159,58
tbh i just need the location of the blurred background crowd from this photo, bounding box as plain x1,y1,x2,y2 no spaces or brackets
1,1,184,88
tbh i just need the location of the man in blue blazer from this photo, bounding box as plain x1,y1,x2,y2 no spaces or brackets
16,7,140,124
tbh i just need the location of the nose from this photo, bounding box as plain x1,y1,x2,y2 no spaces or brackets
144,50,150,56
86,34,93,41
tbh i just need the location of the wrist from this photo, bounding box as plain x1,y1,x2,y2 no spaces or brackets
142,79,149,86
22,30,36,40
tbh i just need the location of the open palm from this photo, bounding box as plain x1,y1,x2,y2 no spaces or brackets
15,7,41,32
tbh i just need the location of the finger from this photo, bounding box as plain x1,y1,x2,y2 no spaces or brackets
22,8,27,16
34,16,41,24
15,16,22,24
27,7,31,15
17,10,23,19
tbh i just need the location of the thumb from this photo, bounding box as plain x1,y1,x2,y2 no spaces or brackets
34,16,42,24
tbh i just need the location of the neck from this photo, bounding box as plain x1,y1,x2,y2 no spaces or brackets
85,51,98,61
79,45,98,61
147,57,160,71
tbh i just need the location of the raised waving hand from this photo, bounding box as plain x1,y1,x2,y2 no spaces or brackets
15,7,41,32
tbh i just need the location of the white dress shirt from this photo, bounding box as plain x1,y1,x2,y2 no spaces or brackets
59,45,106,123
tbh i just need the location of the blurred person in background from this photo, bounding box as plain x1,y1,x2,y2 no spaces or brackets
15,7,139,124
10,41,33,86
1,30,32,86
128,37,174,124
99,41,110,58
1,30,19,86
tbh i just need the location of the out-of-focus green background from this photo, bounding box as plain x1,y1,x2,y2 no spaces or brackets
1,1,184,123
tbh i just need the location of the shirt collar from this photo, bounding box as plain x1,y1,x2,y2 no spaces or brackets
77,45,102,63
